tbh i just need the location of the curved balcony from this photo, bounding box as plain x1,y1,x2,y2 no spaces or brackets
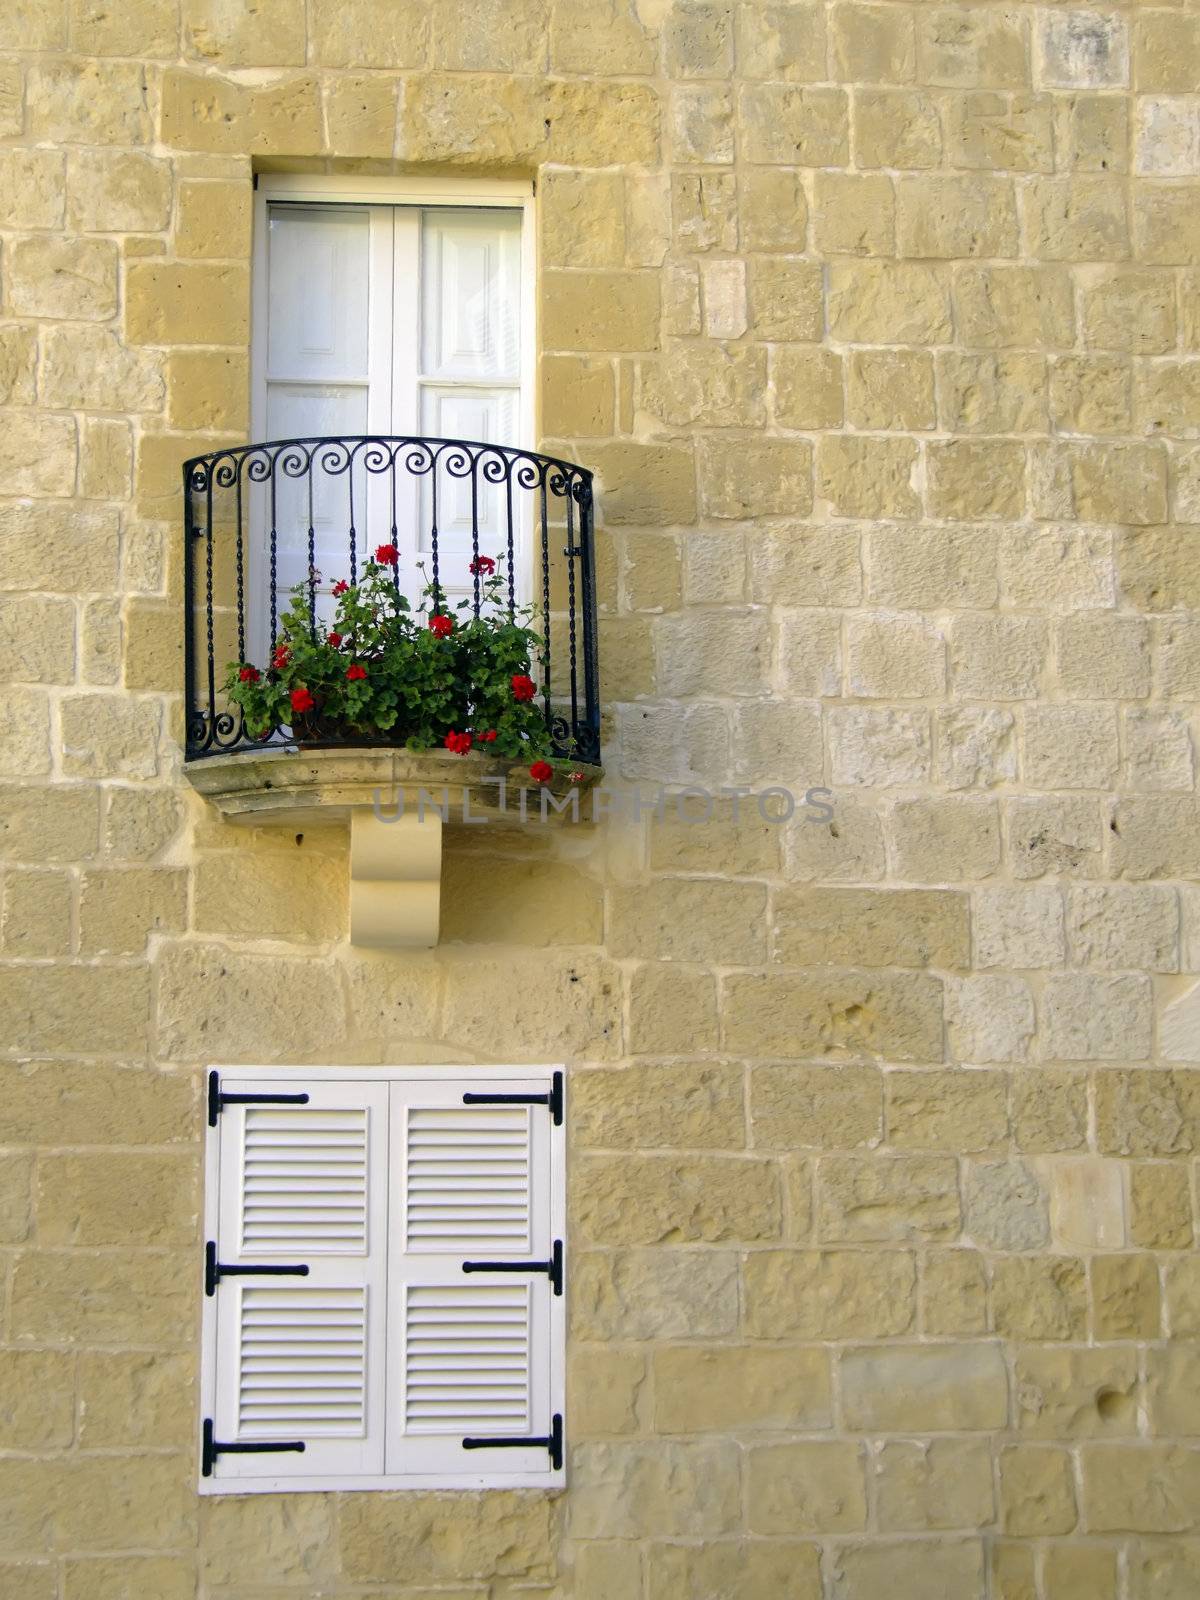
182,435,600,766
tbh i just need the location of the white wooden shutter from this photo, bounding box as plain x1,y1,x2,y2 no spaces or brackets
205,1078,389,1483
385,1074,564,1482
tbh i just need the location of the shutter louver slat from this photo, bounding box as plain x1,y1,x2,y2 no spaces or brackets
241,1108,369,1254
405,1106,531,1254
404,1283,532,1433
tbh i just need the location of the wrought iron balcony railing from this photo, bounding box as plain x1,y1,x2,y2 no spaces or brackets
183,436,599,764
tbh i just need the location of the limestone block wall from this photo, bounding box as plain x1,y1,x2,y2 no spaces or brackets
0,0,1199,1595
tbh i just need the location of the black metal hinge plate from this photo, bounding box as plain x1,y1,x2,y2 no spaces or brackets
462,1238,563,1296
208,1070,310,1126
202,1418,305,1477
462,1070,562,1125
205,1240,311,1297
463,1412,563,1471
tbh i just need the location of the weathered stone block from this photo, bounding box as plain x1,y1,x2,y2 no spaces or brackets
947,974,1035,1064
992,1256,1088,1339
609,877,766,966
744,1249,916,1339
887,1069,1008,1152
725,969,943,1062
11,1252,193,1346
570,1441,740,1541
572,1249,738,1340
570,1347,644,1438
876,1439,994,1531
847,349,933,430
817,1154,960,1243
1000,1445,1077,1535
846,611,945,697
774,887,968,968
1083,1445,1200,1533
573,1152,780,1245
653,1345,832,1433
830,707,930,786
817,435,920,518
747,1441,867,1533
700,436,812,519
964,1158,1049,1249
830,261,952,343
888,794,1001,881
854,88,942,168
840,1343,1008,1431
647,1541,821,1600
1036,10,1128,89
1041,973,1154,1061
898,174,1018,258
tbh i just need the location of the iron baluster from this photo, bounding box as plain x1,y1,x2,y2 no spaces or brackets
539,475,551,732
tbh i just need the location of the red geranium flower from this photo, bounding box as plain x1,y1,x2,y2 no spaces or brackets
238,665,260,683
511,672,536,702
529,760,553,784
469,555,496,576
290,686,315,714
481,729,497,742
331,580,349,597
328,631,343,648
444,730,473,755
428,613,454,638
375,543,398,565
272,645,290,670
346,663,367,681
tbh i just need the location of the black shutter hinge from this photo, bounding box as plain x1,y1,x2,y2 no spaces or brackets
462,1070,562,1126
462,1238,563,1296
205,1240,311,1297
202,1418,305,1477
463,1411,563,1471
208,1070,310,1126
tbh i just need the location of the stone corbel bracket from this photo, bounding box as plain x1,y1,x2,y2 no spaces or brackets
185,747,603,949
349,807,442,949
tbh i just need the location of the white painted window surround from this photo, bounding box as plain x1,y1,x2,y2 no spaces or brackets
250,174,535,633
201,1065,566,1493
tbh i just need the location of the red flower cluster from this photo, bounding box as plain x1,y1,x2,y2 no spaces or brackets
444,729,472,754
469,555,496,576
479,729,497,743
331,580,349,597
272,645,291,670
511,672,535,702
238,665,260,683
529,760,553,784
375,543,398,565
328,631,343,649
346,663,367,681
428,613,454,638
290,687,314,714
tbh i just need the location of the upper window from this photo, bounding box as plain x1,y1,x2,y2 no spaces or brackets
201,1066,565,1493
251,177,532,640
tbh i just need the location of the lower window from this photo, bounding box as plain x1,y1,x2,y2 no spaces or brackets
200,1066,565,1491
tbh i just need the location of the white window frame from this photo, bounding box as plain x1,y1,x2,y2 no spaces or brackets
199,1063,566,1496
249,175,538,643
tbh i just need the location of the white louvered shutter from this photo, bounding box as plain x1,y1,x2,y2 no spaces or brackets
386,1075,564,1480
207,1079,389,1483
